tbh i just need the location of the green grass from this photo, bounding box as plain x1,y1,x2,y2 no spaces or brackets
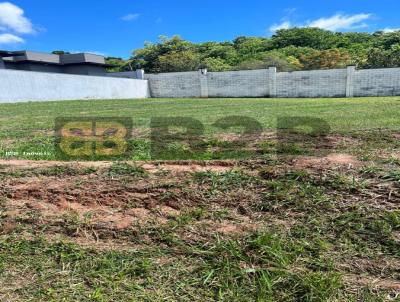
106,162,148,178
1,97,400,160
1,159,400,300
1,97,400,300
0,234,344,302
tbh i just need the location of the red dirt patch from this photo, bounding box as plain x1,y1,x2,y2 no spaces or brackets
292,153,361,169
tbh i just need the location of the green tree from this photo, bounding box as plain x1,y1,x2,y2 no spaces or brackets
52,50,70,55
238,51,301,71
127,30,396,73
154,50,201,73
271,28,340,50
364,44,400,68
197,42,237,65
105,57,131,72
299,49,351,70
373,31,400,49
132,35,195,72
233,37,272,59
201,57,232,71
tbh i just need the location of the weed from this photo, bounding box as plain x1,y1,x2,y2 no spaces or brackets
106,162,147,178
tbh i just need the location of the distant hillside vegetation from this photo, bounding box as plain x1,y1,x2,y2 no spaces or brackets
106,28,400,73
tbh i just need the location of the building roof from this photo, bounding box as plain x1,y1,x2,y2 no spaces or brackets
0,50,109,66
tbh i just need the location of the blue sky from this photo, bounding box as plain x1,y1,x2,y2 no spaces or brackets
0,0,399,58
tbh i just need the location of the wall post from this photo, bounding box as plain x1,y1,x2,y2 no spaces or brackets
199,69,209,98
346,66,355,98
135,69,145,80
268,67,277,98
0,58,5,69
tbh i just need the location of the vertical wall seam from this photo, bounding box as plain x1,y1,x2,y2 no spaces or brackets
199,69,209,98
268,67,277,98
346,66,355,98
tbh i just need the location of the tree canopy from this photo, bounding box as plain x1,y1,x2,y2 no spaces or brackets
106,28,400,73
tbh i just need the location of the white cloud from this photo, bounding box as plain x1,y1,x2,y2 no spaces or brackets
269,13,372,33
269,21,292,32
120,13,140,21
0,2,34,34
307,13,371,31
382,27,400,33
155,17,163,24
0,33,24,45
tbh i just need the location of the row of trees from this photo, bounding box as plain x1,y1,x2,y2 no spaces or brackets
106,28,400,73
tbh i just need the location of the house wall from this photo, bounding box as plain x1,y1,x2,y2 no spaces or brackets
4,61,106,75
5,62,63,73
0,69,149,103
63,65,106,76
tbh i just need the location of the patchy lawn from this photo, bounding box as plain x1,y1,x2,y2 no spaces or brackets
0,97,400,160
0,98,399,301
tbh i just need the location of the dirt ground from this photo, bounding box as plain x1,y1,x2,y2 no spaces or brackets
1,147,400,300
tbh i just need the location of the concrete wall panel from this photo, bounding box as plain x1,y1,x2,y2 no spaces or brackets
145,71,201,98
276,69,347,98
0,69,149,103
353,68,400,97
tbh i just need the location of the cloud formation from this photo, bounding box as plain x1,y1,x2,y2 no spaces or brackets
308,14,371,31
0,2,37,45
0,33,24,44
270,13,372,33
382,27,400,33
0,2,33,34
120,13,140,21
269,21,292,32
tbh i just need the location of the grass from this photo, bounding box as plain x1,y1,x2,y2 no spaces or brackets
0,97,400,301
1,97,400,160
1,158,400,300
106,162,148,178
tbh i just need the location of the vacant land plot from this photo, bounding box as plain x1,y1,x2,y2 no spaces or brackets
0,97,400,160
0,97,400,301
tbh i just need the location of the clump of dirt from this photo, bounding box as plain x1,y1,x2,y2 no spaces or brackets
292,153,362,169
0,159,234,174
6,177,163,207
0,161,239,232
142,163,231,174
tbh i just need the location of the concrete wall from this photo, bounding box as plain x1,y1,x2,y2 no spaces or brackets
144,67,400,98
353,68,400,97
0,69,149,103
107,70,145,79
145,71,201,98
145,69,271,98
2,66,400,103
276,69,347,98
207,69,270,97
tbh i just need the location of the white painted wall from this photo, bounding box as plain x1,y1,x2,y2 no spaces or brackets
0,69,149,103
